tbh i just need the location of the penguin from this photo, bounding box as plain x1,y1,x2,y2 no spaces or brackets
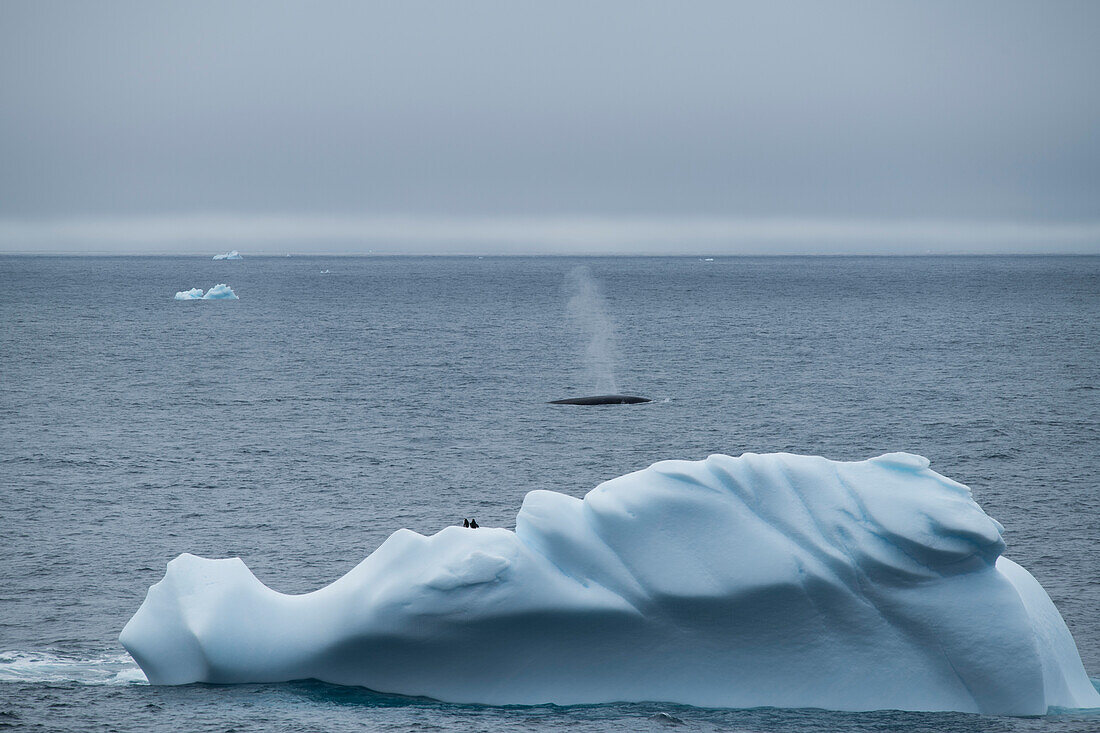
470,519,479,529
463,518,470,528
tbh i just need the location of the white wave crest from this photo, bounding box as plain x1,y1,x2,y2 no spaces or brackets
0,650,147,686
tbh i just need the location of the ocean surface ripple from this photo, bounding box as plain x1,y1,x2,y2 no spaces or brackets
1,255,1098,732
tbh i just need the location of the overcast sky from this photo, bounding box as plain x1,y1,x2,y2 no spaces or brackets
2,1,1098,254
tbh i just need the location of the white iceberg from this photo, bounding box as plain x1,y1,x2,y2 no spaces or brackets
212,250,243,260
173,284,238,300
119,453,1100,714
201,283,238,299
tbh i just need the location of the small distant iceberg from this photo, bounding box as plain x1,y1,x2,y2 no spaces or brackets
212,250,243,260
202,284,238,299
173,288,204,300
174,284,238,300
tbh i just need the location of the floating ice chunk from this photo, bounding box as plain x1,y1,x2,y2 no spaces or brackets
202,284,238,299
173,285,238,300
212,250,243,260
119,453,1100,714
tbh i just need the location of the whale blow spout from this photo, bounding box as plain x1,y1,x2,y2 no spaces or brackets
549,395,651,405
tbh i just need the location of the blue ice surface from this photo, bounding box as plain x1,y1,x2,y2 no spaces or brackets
173,284,238,300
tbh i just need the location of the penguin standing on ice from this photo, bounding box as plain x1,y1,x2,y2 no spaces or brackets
463,518,470,528
469,519,479,529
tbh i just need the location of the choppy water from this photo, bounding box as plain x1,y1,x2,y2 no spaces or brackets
1,255,1098,732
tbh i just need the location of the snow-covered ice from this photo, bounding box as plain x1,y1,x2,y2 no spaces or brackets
119,452,1100,714
212,250,243,260
173,284,238,300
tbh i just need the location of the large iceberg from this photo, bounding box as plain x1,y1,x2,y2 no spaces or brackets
212,250,243,260
119,453,1100,714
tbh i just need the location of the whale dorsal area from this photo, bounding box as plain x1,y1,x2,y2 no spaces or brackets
548,395,651,405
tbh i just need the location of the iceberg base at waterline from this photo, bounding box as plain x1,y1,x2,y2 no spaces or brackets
173,284,238,300
120,453,1100,714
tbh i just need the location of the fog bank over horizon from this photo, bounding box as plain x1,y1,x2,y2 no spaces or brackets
2,213,1099,255
2,1,1098,254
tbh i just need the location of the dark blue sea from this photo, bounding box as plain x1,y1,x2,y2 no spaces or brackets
1,255,1098,732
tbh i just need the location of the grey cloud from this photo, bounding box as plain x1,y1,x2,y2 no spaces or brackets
1,1,1098,252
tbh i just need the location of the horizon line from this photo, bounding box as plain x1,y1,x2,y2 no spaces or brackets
2,213,1098,255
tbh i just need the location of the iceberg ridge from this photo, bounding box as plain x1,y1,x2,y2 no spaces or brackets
212,250,243,260
201,283,237,299
120,452,1100,714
